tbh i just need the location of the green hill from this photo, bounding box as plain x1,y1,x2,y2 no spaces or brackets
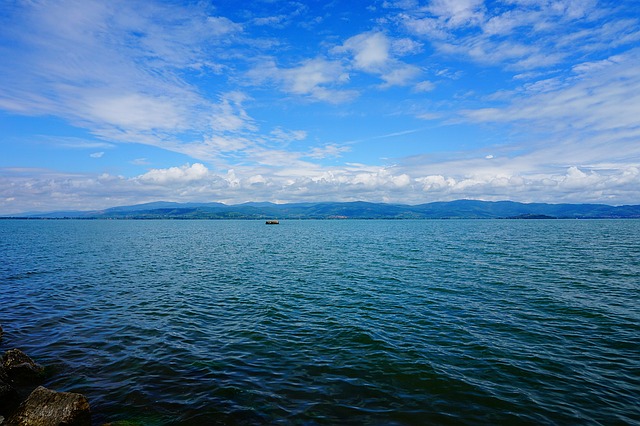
7,200,640,219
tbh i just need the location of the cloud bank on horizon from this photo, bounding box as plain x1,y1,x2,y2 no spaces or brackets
1,0,639,213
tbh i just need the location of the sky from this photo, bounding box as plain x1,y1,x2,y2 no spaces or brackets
1,0,639,214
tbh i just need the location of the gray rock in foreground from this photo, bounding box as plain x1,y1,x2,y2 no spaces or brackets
1,349,45,386
5,385,91,426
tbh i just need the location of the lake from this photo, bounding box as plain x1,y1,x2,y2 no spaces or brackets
1,219,639,425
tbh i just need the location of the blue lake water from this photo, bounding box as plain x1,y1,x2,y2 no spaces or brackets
1,219,639,425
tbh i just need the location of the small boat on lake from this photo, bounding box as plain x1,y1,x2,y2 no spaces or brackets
265,220,279,225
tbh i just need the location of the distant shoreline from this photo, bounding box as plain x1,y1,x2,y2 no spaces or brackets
2,216,639,221
3,200,640,220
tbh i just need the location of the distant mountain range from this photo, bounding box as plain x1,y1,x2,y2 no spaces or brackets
5,200,640,219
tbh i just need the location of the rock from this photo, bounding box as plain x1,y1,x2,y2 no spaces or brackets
5,385,91,426
0,365,20,415
2,349,45,386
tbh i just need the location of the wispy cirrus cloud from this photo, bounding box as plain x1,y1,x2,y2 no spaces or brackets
246,57,356,103
393,0,639,71
0,0,246,152
249,1,309,28
306,144,351,159
269,128,308,143
41,137,116,150
427,0,486,27
462,48,640,144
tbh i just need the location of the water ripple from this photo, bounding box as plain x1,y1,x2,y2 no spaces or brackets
1,219,639,425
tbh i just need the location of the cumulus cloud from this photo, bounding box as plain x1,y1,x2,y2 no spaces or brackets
408,165,640,204
138,163,211,185
3,161,639,215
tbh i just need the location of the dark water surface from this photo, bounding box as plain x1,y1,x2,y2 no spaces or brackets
1,219,639,425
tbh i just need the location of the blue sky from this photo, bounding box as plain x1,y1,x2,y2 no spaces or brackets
1,0,639,213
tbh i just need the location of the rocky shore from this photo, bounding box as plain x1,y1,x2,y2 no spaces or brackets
0,324,91,425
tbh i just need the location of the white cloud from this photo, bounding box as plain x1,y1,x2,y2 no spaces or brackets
131,158,149,165
416,112,441,120
414,80,436,92
210,92,256,133
428,0,485,27
285,58,348,95
391,37,423,55
394,0,633,72
407,165,640,204
401,15,448,39
461,49,640,137
380,64,422,87
248,58,355,103
333,31,423,87
393,0,485,39
206,16,243,36
306,144,351,159
270,127,307,143
2,159,640,215
0,0,250,157
253,15,288,26
47,137,115,150
249,2,307,28
336,32,391,72
89,152,104,158
88,94,185,131
138,163,210,185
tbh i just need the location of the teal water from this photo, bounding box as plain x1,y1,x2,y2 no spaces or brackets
1,219,639,425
